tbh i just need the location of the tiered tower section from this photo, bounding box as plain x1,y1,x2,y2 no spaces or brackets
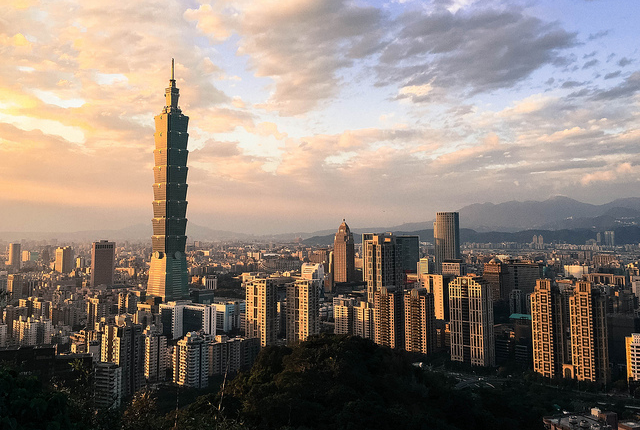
147,59,189,302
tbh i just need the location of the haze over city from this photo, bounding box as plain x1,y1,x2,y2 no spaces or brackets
2,0,639,235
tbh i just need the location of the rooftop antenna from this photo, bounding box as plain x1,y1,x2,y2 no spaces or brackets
171,58,175,81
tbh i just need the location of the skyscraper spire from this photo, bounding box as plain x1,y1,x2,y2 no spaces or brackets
148,59,190,302
165,59,180,112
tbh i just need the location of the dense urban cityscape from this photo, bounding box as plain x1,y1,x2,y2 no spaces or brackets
1,67,640,429
3,0,640,428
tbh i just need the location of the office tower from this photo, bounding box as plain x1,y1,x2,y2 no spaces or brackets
286,279,319,343
333,220,356,283
54,246,74,274
419,274,449,321
363,233,403,304
333,295,356,335
173,331,209,388
449,276,494,367
7,274,23,301
483,258,542,301
396,235,420,274
143,325,168,383
94,362,122,409
482,257,508,302
100,316,144,398
433,212,460,275
569,281,609,384
510,260,543,296
531,280,610,385
209,335,260,376
8,243,21,272
91,240,115,287
373,287,404,349
148,59,190,302
627,334,640,382
404,288,436,355
245,278,277,347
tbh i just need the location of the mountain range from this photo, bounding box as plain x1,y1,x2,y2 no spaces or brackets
1,196,639,244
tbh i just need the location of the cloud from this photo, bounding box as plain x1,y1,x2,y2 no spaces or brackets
618,57,633,67
591,71,640,100
376,6,577,98
580,163,636,186
187,0,384,115
604,71,621,80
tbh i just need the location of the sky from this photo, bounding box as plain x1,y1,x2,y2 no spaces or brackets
1,0,639,234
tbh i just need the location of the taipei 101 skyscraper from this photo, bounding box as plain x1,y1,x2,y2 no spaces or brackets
147,59,189,301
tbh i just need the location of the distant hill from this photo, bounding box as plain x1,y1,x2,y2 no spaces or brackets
4,196,640,243
457,196,640,231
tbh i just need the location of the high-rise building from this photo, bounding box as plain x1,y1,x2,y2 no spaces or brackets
245,278,277,347
286,279,319,343
173,331,209,388
363,233,403,304
100,315,144,398
483,258,542,301
569,281,609,384
12,316,54,346
91,240,115,287
94,362,122,410
449,276,494,367
87,296,113,331
531,279,568,379
441,259,466,277
482,257,508,302
404,288,436,355
396,235,420,274
158,301,216,340
8,243,21,272
333,220,356,284
333,295,356,335
7,274,23,301
209,335,260,376
211,300,245,333
353,300,374,340
433,212,460,275
373,287,404,350
419,274,450,321
531,280,610,385
143,325,168,383
147,59,190,302
54,246,74,274
627,333,640,382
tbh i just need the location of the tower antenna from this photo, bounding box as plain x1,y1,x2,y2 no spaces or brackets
171,58,175,81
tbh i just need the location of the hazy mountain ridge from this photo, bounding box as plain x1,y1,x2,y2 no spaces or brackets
3,196,639,243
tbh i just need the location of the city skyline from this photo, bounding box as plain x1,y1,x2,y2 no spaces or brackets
2,0,639,235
